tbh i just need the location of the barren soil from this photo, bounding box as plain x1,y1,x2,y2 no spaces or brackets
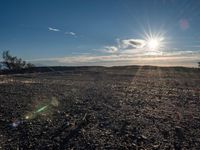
0,66,200,149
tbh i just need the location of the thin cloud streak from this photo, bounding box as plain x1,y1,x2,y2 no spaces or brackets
65,32,77,36
48,27,60,32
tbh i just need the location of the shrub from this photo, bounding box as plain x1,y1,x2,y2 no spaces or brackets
1,50,35,70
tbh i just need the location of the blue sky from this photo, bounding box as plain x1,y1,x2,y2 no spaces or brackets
0,0,200,67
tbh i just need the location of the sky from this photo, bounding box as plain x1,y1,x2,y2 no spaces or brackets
0,0,200,67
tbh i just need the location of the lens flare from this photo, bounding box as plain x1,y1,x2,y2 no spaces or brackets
36,105,48,113
11,120,21,128
24,97,59,120
51,97,59,107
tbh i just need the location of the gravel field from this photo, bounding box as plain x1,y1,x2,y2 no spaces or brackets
0,66,200,149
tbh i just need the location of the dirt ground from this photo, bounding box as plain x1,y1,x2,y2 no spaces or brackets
0,66,200,149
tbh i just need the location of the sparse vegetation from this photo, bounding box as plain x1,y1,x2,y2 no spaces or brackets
0,50,35,70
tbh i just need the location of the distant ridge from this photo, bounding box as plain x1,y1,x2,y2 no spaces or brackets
0,65,199,75
0,66,104,75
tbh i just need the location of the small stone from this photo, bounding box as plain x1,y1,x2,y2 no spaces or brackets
141,135,147,140
7,139,12,142
153,144,160,150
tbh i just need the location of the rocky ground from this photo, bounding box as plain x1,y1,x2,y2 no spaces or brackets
0,66,200,149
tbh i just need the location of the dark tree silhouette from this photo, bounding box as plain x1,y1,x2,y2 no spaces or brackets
26,63,35,68
1,50,35,70
198,62,200,68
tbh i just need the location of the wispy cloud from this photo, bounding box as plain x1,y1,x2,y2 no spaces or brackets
120,39,146,49
29,51,200,67
65,32,76,36
48,27,60,32
100,38,147,55
102,46,118,53
100,38,146,55
48,27,77,37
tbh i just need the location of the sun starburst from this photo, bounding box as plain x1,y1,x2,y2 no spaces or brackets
141,27,166,52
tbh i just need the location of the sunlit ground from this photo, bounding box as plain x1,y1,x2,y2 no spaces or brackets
0,66,200,149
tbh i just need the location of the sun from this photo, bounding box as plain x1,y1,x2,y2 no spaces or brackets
147,38,160,50
142,28,166,52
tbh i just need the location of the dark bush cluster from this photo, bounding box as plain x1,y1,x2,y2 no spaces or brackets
0,50,35,70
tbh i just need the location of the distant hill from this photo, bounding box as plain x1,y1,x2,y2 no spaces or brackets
0,65,199,75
